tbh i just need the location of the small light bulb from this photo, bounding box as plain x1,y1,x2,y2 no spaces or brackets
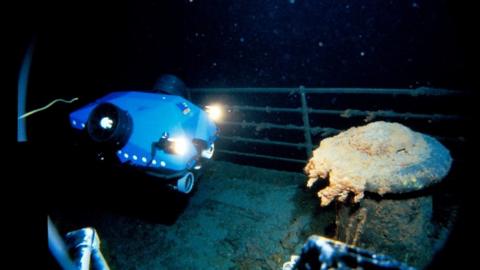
100,117,113,129
168,137,189,155
205,104,223,122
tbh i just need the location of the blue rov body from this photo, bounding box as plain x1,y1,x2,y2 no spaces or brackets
69,91,218,194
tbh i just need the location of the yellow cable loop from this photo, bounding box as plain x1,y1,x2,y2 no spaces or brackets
18,97,79,119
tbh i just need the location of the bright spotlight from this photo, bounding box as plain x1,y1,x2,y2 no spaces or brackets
205,104,223,122
168,137,189,156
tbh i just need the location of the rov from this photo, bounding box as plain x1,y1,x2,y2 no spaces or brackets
69,75,219,194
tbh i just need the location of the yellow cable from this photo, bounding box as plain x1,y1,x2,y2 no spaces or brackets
18,97,79,119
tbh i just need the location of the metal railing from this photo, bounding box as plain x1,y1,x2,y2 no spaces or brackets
190,87,464,165
48,217,110,270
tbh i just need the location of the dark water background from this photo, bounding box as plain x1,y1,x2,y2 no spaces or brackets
17,0,476,96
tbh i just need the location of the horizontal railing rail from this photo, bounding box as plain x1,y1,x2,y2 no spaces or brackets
215,105,462,121
216,149,306,164
192,87,462,96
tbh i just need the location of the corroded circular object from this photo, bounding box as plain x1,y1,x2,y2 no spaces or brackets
304,121,452,206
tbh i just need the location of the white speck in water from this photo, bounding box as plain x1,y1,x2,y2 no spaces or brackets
360,51,365,56
318,41,324,47
289,0,295,4
240,37,245,43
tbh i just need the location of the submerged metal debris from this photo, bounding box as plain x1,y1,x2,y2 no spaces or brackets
283,235,416,270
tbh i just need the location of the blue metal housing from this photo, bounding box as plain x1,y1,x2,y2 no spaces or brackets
70,91,218,177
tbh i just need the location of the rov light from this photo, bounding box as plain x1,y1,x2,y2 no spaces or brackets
100,116,113,129
168,137,189,156
205,104,223,122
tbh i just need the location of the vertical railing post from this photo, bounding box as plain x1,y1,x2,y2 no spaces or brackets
65,228,111,270
48,217,77,270
299,86,313,158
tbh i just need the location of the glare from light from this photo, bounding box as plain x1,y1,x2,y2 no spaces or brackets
152,159,157,165
124,153,129,158
205,104,223,122
72,120,77,125
168,137,189,155
81,123,85,128
142,157,147,163
100,117,113,129
160,161,166,167
132,155,138,160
